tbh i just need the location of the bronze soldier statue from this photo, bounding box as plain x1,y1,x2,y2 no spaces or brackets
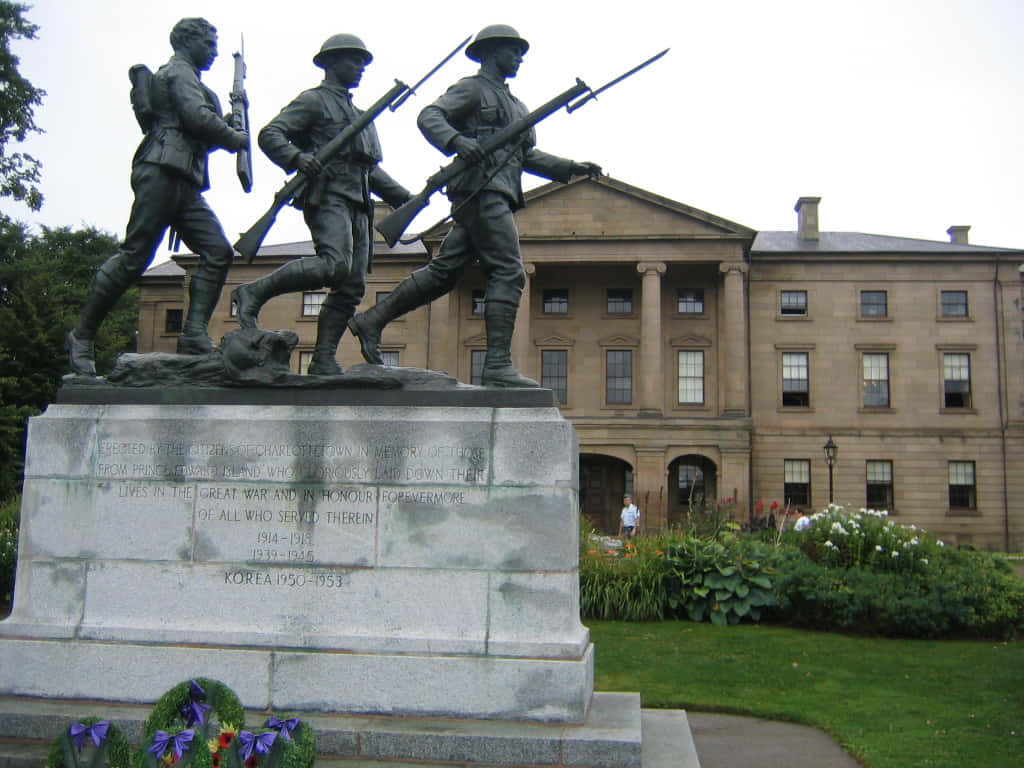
348,24,600,387
67,17,249,375
231,34,411,375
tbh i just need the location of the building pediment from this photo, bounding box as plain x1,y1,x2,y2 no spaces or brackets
515,176,756,241
534,335,576,347
598,334,640,347
669,335,712,348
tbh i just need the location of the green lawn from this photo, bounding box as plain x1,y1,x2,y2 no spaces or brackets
588,620,1024,768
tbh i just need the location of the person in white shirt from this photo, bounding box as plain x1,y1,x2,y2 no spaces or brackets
619,494,640,539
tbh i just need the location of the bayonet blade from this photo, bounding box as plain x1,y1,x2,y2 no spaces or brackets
390,34,473,111
567,48,669,113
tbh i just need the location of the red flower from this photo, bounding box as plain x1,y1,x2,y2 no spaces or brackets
212,755,221,767
755,500,764,514
725,496,733,503
770,501,779,511
587,549,597,555
245,757,259,768
219,732,234,748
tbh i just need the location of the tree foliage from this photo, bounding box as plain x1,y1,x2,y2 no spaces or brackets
0,1,45,210
0,215,137,498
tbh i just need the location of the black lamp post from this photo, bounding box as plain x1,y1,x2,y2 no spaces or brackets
823,435,837,504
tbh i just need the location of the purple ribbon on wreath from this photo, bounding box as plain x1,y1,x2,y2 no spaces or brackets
69,721,109,751
179,679,211,727
237,730,277,761
147,729,194,761
266,716,300,741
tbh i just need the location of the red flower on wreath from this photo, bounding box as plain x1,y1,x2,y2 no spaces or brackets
245,756,259,768
212,755,221,767
219,732,234,748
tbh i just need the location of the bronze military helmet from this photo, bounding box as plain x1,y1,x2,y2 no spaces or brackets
465,24,529,62
313,33,373,68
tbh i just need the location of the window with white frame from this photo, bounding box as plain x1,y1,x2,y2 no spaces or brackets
782,352,810,407
943,353,971,408
542,289,569,314
301,292,326,317
940,290,968,318
780,290,808,316
470,350,486,385
863,353,890,408
471,289,485,315
541,350,568,404
380,350,400,367
606,350,632,404
948,461,976,509
677,350,704,405
866,460,893,511
677,289,704,314
298,351,314,375
784,459,811,507
860,290,887,318
606,288,633,314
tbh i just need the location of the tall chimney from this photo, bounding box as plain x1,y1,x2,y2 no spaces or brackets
947,225,970,245
795,197,821,241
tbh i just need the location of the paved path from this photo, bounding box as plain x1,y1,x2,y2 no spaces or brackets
688,712,862,767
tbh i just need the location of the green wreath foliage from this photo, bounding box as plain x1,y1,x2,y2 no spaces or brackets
262,716,315,768
142,678,244,741
46,717,132,768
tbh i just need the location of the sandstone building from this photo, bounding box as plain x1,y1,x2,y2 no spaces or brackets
137,177,1024,550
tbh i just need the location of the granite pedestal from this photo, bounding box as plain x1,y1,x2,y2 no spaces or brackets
0,390,592,723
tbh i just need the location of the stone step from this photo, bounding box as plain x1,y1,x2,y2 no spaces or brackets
0,693,667,768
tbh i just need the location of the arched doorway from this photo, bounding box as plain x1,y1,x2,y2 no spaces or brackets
579,454,633,535
667,454,718,527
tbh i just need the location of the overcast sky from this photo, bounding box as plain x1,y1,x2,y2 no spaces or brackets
7,0,1024,256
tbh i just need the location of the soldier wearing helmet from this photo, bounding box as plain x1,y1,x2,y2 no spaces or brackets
231,33,410,375
67,17,249,375
349,25,601,387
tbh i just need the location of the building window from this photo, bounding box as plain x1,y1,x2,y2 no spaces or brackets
940,290,968,317
302,292,326,317
943,353,971,408
298,351,314,375
470,350,486,386
606,350,632,404
164,308,183,333
862,353,890,408
860,290,887,318
607,288,633,314
948,461,976,509
471,289,485,315
380,350,400,367
543,289,569,314
677,289,704,314
781,352,809,407
541,350,568,404
780,290,808,316
677,350,704,405
784,459,811,508
375,291,391,305
866,460,893,511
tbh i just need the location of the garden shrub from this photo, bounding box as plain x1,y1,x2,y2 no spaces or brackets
580,538,667,620
0,495,18,604
768,505,1024,639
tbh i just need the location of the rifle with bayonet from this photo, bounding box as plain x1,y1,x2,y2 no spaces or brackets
234,35,471,263
375,48,669,247
231,37,253,193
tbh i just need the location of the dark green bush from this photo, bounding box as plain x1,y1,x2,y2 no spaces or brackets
768,545,1024,639
0,495,18,604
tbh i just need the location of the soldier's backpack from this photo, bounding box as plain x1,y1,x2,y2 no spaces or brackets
129,64,155,133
